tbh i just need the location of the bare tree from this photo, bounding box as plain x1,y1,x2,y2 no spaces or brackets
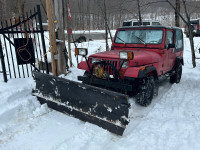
40,0,47,16
166,0,196,68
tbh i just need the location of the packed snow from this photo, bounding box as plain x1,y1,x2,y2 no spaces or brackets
0,32,200,150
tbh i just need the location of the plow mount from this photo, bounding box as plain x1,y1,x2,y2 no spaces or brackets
32,71,130,136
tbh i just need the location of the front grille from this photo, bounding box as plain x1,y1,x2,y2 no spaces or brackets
102,60,119,75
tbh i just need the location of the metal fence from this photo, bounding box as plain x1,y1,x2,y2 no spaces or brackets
0,5,49,82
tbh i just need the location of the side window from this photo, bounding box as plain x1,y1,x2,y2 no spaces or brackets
143,22,150,25
175,29,183,52
123,21,131,26
166,31,173,47
152,22,161,25
133,22,139,26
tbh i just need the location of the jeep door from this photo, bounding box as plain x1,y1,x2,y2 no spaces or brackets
162,29,174,72
170,29,184,68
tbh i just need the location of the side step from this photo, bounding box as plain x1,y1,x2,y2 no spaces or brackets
32,71,130,136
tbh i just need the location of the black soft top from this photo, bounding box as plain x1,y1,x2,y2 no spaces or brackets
118,25,182,30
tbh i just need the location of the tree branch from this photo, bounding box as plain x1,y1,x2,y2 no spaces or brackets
166,0,188,25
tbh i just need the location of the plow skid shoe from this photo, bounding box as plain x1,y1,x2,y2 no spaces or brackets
32,71,129,136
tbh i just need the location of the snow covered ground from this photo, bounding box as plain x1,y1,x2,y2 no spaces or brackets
0,34,200,150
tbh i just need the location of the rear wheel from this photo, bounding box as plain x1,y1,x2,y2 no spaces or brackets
170,63,182,84
136,76,155,107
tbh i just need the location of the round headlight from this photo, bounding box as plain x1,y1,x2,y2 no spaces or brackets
91,58,98,64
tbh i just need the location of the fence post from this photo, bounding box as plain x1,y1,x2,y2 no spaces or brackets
0,41,8,82
37,5,49,74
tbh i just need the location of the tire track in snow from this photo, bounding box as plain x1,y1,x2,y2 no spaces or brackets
0,82,49,146
124,78,172,136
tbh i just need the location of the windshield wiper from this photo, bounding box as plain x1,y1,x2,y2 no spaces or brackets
116,35,146,46
116,36,126,45
134,35,146,45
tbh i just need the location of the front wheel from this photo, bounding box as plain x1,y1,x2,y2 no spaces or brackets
136,76,155,107
170,63,182,84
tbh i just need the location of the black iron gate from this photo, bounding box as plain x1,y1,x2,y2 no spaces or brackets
0,5,49,82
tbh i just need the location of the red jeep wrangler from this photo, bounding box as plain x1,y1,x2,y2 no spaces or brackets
76,26,184,106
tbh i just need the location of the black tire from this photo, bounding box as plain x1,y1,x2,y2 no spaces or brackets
136,76,155,107
170,63,182,84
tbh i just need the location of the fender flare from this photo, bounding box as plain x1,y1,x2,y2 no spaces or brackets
172,56,184,71
137,66,158,80
78,61,90,72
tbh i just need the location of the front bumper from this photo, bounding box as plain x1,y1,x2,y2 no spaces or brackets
78,76,133,92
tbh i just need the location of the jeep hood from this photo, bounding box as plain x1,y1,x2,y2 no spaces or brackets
89,50,161,66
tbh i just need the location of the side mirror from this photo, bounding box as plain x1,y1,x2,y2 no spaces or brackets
168,43,175,49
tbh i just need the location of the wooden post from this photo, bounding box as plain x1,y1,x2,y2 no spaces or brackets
54,0,66,74
66,0,72,67
46,0,58,76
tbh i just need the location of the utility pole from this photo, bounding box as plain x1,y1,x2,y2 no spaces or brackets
175,0,180,27
46,0,58,76
54,0,66,74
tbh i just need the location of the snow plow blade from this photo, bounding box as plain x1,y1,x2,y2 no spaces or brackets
32,71,129,136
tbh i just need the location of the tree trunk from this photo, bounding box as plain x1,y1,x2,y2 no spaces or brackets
137,0,142,25
182,0,196,67
188,28,196,68
175,0,180,27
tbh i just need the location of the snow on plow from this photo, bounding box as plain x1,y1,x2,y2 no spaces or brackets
32,71,130,136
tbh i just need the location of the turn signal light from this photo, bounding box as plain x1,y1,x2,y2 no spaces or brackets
75,48,79,55
127,51,133,60
75,48,88,56
119,51,134,60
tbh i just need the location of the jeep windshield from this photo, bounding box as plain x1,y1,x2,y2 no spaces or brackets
115,29,163,44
